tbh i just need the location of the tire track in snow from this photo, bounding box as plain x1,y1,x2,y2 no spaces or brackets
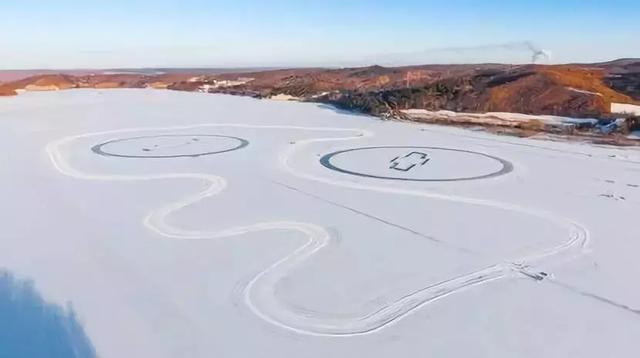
46,123,590,336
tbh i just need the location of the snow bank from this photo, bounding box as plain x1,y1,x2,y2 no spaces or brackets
567,87,603,97
611,103,640,115
402,109,598,127
269,94,301,101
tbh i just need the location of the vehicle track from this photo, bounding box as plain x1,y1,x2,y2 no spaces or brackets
46,123,590,336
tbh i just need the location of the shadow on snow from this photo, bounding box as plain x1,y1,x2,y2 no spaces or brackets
0,269,96,358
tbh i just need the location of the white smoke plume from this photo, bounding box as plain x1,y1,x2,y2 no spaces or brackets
525,42,551,63
361,41,552,66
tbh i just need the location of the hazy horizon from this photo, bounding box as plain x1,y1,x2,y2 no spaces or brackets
1,57,639,73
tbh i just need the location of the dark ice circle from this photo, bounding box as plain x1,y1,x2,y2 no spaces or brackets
320,146,513,182
92,134,249,158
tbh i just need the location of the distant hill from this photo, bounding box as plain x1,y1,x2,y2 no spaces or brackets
1,60,639,120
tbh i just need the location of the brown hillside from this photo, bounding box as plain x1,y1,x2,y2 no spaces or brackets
487,70,606,116
0,85,16,96
486,65,638,116
7,74,77,92
1,60,638,119
539,66,635,104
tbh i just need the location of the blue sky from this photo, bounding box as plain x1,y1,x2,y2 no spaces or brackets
1,0,638,69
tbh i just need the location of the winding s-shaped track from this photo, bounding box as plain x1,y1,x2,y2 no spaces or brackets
46,123,590,336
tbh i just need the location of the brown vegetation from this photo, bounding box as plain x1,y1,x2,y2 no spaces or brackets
0,60,638,120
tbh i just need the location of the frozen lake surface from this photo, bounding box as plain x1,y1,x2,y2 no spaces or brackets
1,89,640,357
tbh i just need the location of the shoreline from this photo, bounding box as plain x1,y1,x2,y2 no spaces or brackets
2,86,640,147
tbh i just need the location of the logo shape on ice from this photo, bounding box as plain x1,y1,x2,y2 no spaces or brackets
389,151,430,172
320,146,513,182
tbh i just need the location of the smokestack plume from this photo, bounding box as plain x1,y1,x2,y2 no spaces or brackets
362,41,552,66
525,42,551,64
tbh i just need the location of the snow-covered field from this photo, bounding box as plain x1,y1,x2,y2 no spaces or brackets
612,102,640,116
1,89,640,357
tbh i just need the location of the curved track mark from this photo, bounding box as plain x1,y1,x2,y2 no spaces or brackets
46,123,590,336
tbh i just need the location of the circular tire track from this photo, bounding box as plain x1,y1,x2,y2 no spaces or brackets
47,125,588,337
92,134,249,158
320,146,513,182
